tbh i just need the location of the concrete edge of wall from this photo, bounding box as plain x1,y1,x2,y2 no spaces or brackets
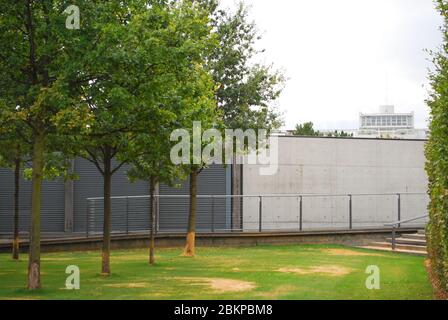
0,228,421,253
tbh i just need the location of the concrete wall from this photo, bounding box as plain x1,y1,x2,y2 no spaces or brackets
242,137,429,231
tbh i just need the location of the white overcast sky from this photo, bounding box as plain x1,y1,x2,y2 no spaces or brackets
219,0,444,130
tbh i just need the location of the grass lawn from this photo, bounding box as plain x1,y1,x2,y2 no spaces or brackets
0,244,433,300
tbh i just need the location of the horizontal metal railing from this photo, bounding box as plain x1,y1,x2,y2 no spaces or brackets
84,192,429,237
86,192,427,200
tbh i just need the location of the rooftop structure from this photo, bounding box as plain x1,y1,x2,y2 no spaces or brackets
357,105,427,139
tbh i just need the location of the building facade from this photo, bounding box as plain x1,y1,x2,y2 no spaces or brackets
357,105,428,139
0,137,429,235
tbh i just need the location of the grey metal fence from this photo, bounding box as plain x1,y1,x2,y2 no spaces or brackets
85,193,429,237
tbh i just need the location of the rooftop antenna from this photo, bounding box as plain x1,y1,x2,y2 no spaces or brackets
385,72,390,106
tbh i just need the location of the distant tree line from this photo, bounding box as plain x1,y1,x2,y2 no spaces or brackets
292,122,353,137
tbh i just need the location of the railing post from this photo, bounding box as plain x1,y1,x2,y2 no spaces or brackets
211,196,215,233
299,196,303,231
349,194,353,230
397,194,401,228
126,197,129,235
156,196,159,234
86,200,89,238
240,196,243,232
259,196,263,232
392,227,396,251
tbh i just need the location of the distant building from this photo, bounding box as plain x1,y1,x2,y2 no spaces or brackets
357,105,428,139
281,105,428,140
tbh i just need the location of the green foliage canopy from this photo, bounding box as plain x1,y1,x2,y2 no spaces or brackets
425,0,448,295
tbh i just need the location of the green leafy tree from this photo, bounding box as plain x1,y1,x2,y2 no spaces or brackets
180,1,286,256
179,70,221,257
70,0,219,271
129,0,220,258
125,2,218,262
209,2,284,132
205,2,285,233
326,130,353,138
425,0,448,297
180,1,288,255
72,6,148,275
293,122,321,136
0,0,93,289
127,121,185,265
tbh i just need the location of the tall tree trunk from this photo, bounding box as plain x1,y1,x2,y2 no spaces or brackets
231,154,242,231
102,147,112,275
28,132,44,289
183,168,198,257
149,176,156,265
12,150,20,260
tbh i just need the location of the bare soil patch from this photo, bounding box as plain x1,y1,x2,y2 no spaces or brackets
112,255,147,262
174,277,256,293
105,282,149,289
278,265,352,276
256,285,297,299
321,248,385,257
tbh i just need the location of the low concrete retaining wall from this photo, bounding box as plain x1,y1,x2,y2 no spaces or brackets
0,228,420,253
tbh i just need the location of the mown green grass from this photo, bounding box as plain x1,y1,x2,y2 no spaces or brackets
0,244,433,300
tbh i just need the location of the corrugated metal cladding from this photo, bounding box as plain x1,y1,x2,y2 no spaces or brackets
73,158,150,233
159,165,230,232
74,158,229,233
0,168,65,233
0,159,229,234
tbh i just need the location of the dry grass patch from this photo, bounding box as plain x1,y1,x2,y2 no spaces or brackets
256,285,297,299
5,297,42,300
41,257,75,261
321,248,385,257
278,265,352,276
138,292,171,298
104,282,149,289
111,255,147,262
174,277,256,293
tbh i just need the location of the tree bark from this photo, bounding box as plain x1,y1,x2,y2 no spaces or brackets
28,132,44,289
231,154,242,231
183,168,198,257
12,150,20,260
149,176,156,265
102,146,112,275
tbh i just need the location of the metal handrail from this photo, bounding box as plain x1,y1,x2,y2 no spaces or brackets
84,192,429,236
384,214,429,228
86,192,427,201
384,214,428,251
